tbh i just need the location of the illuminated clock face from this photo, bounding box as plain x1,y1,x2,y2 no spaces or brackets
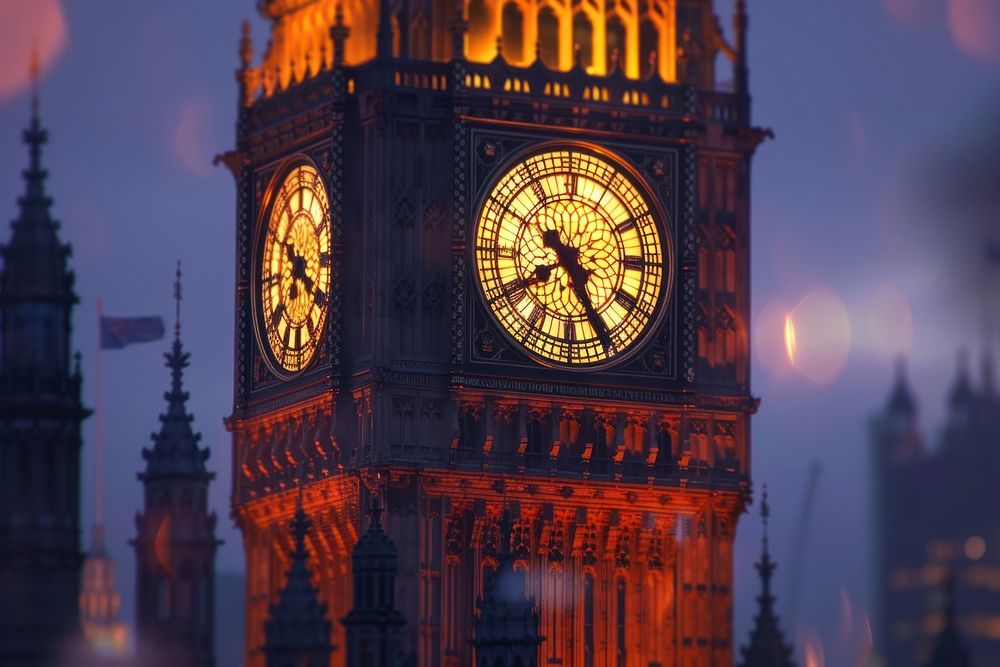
474,148,667,366
259,164,332,374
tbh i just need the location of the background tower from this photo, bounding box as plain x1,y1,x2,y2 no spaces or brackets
133,266,218,667
0,61,89,665
224,0,767,663
343,497,406,667
872,355,1000,666
473,510,543,667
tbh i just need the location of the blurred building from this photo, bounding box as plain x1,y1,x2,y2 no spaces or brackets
0,70,89,664
132,295,220,667
80,526,130,660
871,355,1000,666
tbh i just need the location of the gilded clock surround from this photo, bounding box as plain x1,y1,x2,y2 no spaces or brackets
473,144,670,368
255,162,332,377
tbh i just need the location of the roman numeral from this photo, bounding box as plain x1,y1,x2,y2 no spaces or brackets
616,217,636,234
614,289,638,310
623,255,646,271
294,327,301,350
527,304,544,328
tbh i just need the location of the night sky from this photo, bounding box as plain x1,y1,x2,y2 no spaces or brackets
1,0,998,662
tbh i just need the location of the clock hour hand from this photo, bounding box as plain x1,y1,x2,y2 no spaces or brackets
541,230,611,349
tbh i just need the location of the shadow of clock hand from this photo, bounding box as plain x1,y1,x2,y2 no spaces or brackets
541,230,611,349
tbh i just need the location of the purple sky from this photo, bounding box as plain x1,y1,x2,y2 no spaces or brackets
1,0,998,662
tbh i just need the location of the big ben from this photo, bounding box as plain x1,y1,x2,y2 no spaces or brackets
222,0,766,663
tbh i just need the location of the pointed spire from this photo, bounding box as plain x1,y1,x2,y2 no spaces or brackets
948,349,975,418
376,0,393,59
449,0,467,61
737,486,796,667
734,0,749,96
140,265,211,481
263,495,334,666
926,575,971,667
330,5,350,68
473,507,544,665
0,48,78,386
887,357,917,417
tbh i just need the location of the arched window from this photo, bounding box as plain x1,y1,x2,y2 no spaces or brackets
572,13,593,69
640,19,658,77
537,6,560,68
502,3,526,63
606,16,626,72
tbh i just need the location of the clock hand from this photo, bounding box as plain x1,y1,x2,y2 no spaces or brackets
541,230,612,349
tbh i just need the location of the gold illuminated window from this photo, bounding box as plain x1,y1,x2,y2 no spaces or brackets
474,147,668,366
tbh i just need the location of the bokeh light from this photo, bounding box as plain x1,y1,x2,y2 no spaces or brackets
948,0,1000,62
0,0,68,101
787,287,853,385
882,0,938,26
755,299,796,379
172,96,217,176
965,535,986,561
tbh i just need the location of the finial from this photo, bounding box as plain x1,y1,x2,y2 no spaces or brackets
330,4,350,68
497,506,515,557
609,47,621,74
239,20,253,68
647,49,657,78
450,0,467,61
534,40,542,64
173,260,182,340
573,43,583,70
495,35,504,61
29,41,41,117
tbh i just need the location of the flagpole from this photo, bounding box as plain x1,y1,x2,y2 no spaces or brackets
95,300,103,531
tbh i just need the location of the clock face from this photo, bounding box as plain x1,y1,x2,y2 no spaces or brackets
258,164,332,375
474,147,667,367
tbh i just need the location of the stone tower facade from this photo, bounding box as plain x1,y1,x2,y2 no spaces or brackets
133,318,219,667
223,0,766,663
0,86,88,665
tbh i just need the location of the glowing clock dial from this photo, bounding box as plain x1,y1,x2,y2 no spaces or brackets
474,148,667,366
259,164,331,374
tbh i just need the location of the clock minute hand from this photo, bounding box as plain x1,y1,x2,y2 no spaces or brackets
541,231,611,349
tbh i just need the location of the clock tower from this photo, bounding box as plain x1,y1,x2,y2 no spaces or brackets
223,0,766,663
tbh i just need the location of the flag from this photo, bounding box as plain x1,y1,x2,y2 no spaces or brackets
100,316,165,350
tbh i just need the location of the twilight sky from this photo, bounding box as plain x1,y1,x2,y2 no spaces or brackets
1,0,998,662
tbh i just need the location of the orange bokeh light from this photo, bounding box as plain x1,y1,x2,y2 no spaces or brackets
948,0,1000,62
786,287,852,385
0,0,67,102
